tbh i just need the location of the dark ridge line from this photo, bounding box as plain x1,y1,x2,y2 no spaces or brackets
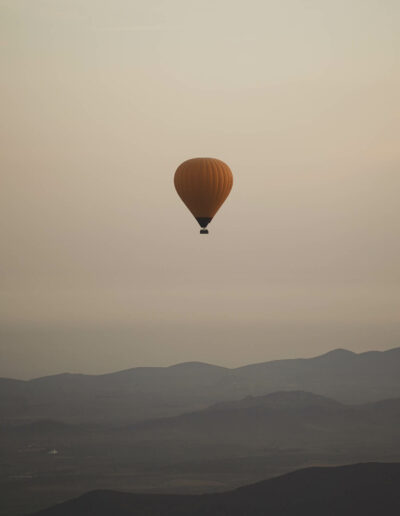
1,345,399,383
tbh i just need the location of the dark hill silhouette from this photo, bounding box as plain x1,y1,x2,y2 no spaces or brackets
1,347,400,424
30,462,400,515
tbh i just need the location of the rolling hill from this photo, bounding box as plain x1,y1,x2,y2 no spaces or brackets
125,390,400,449
30,462,400,515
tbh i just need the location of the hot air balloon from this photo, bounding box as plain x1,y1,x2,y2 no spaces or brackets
174,158,233,234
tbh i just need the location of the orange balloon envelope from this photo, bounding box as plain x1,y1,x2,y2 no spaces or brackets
174,157,233,234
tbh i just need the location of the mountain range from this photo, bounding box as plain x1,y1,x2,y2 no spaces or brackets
2,347,400,515
2,390,400,515
1,347,400,424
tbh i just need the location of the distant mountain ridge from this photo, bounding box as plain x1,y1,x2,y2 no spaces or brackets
30,462,400,515
1,347,400,424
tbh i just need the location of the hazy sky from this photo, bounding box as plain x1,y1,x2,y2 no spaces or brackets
1,0,399,379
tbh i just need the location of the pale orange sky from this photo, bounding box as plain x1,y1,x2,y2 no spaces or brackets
1,0,400,378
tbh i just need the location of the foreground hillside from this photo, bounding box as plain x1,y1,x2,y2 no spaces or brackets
30,462,400,515
1,347,400,424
